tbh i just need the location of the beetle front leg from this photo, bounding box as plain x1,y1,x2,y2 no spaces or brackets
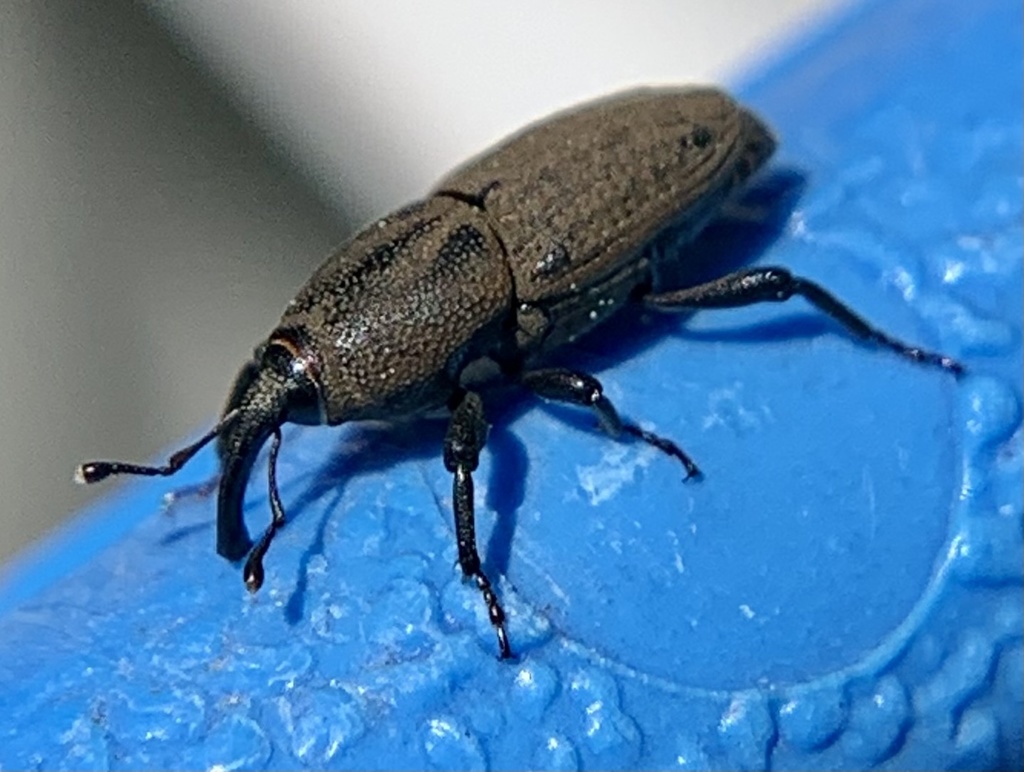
520,368,702,480
444,390,512,659
645,266,964,375
242,427,286,593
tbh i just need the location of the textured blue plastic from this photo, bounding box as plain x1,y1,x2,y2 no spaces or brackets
1,0,1021,768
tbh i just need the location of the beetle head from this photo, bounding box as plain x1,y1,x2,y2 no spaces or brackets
75,327,324,587
216,329,323,561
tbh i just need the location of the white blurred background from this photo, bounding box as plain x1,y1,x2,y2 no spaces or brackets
0,0,850,565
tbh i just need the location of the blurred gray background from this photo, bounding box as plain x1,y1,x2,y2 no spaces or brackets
0,0,848,565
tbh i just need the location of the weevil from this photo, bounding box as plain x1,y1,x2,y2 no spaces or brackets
77,87,963,659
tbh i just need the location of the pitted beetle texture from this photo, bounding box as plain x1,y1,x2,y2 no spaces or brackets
77,86,963,659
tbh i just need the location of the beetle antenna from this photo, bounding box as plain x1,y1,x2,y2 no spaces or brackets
75,409,240,486
242,427,286,593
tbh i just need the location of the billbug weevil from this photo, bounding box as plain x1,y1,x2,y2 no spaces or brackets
77,87,963,659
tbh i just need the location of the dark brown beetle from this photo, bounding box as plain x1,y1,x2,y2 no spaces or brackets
77,87,962,659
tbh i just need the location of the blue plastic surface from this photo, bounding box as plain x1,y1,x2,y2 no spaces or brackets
1,0,1021,768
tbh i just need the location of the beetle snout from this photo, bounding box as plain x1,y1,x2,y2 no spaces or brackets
215,368,290,561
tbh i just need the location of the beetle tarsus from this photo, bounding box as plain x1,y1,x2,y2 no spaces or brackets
243,553,265,593
645,266,966,375
521,367,702,479
475,570,513,660
622,423,703,480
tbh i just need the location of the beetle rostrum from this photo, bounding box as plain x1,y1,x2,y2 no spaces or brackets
77,87,964,660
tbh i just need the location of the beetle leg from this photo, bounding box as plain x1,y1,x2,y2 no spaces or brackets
520,368,702,480
444,390,512,659
160,474,219,515
644,266,964,375
242,427,286,593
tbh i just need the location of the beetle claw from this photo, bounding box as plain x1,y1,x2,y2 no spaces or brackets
243,554,264,593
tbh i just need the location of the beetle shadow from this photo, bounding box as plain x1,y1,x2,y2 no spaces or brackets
557,166,809,371
278,413,532,622
154,401,528,626
658,167,806,288
279,420,450,624
159,520,209,546
481,395,531,577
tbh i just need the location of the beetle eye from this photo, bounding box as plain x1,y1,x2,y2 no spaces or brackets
262,343,316,389
261,343,294,377
260,343,321,422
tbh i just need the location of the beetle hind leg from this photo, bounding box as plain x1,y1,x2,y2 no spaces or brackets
520,368,702,480
645,266,964,375
444,390,513,659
